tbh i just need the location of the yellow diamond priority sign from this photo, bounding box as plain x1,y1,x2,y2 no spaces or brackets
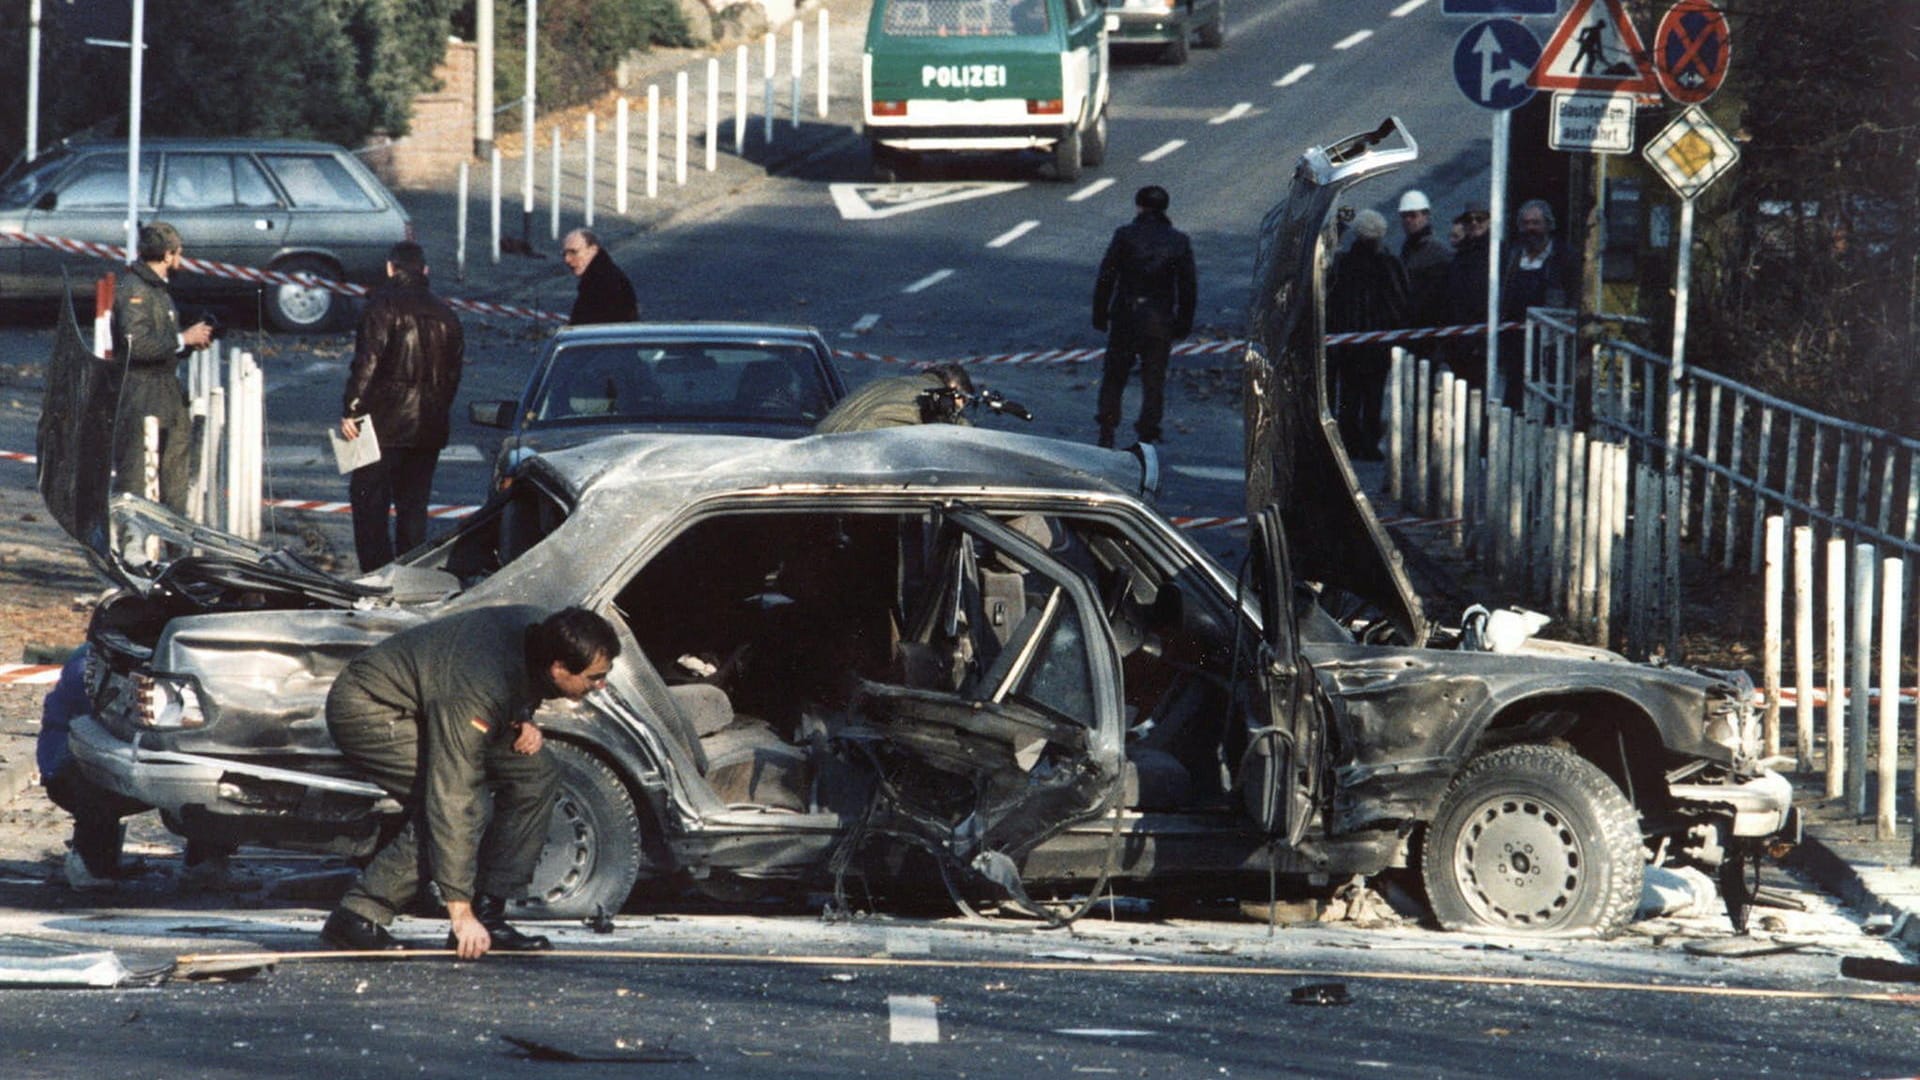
1644,106,1738,200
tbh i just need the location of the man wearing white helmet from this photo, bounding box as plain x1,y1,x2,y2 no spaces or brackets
1397,190,1454,345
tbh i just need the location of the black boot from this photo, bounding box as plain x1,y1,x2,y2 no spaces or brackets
321,908,409,952
454,894,552,952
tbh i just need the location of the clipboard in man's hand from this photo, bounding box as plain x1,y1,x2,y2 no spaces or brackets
328,415,381,474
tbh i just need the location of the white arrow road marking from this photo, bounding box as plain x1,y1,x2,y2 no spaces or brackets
1273,63,1314,87
1209,102,1253,125
850,313,881,333
902,269,954,294
1067,178,1115,202
987,220,1040,248
828,181,1026,221
889,996,940,1043
1333,29,1373,50
1390,0,1426,16
1139,139,1186,163
1169,464,1245,482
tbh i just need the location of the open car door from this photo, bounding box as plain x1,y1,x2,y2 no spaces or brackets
845,504,1126,909
1240,505,1322,847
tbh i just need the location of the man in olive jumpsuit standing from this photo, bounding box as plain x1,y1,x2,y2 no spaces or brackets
319,606,621,959
112,222,214,513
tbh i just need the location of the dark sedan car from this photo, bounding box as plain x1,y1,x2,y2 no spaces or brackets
44,120,1792,937
467,322,848,490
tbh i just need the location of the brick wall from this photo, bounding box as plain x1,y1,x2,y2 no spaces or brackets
362,39,476,190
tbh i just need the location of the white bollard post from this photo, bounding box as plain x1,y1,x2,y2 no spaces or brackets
676,70,689,186
1433,371,1453,522
456,160,469,281
208,385,226,533
1466,388,1484,547
584,113,597,226
225,346,243,536
616,97,630,214
1386,348,1404,504
488,149,502,265
736,44,749,155
792,18,804,128
647,84,660,198
1847,543,1875,816
1825,537,1848,798
550,126,562,240
1762,516,1784,758
1412,359,1430,514
1565,429,1586,616
1450,378,1468,549
1875,557,1902,839
817,9,830,117
1550,426,1570,599
1793,525,1816,773
763,34,776,145
706,58,720,172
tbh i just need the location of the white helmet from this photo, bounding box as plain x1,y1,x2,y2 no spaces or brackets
1397,190,1431,213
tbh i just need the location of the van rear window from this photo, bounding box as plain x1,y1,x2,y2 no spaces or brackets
883,0,1050,37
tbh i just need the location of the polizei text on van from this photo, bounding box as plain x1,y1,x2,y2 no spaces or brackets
921,63,1008,88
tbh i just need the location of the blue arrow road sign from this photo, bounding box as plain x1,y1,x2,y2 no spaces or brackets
1442,0,1558,14
1453,19,1542,110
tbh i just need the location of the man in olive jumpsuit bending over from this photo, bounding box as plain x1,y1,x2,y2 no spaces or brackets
319,606,620,959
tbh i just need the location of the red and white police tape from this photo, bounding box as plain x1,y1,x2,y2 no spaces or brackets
0,229,568,325
3,229,1516,365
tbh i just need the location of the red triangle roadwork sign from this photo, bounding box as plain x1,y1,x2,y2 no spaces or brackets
1531,0,1660,94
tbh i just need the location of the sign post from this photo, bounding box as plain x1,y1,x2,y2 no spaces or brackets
1645,104,1739,659
1453,18,1540,400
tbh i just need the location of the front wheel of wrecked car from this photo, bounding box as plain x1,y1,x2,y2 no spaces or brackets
513,741,642,920
1421,744,1642,938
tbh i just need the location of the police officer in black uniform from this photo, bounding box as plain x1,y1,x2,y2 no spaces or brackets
111,222,214,513
1091,186,1197,448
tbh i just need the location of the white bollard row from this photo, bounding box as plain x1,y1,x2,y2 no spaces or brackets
454,19,833,254
1759,512,1912,847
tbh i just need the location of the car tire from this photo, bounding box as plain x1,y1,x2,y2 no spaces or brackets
513,740,643,920
1197,1,1225,48
266,255,346,334
1420,744,1642,938
871,144,905,183
1081,106,1108,168
1162,27,1190,65
1053,126,1084,183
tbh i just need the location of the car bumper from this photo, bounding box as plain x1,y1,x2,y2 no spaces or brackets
1108,14,1186,43
68,711,386,816
868,123,1072,152
1670,768,1796,839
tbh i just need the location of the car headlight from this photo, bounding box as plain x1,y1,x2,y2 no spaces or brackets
136,675,207,730
1701,671,1760,765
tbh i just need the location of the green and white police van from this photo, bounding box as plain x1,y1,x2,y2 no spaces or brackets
862,0,1111,181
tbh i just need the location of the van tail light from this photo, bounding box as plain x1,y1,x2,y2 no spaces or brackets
873,100,908,117
1027,99,1065,115
1163,0,1178,9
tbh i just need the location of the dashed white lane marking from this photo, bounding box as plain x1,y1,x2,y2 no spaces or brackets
1056,1029,1157,1038
902,269,954,294
1273,63,1314,87
1334,29,1374,50
1139,139,1186,163
1208,102,1253,125
885,929,931,956
1390,0,1427,16
850,313,881,333
888,995,941,1043
1068,177,1116,202
987,220,1040,248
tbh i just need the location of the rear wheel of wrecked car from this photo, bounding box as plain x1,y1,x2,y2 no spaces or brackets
514,741,642,920
1421,744,1641,938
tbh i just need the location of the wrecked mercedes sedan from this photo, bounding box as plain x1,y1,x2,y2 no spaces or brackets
45,119,1793,937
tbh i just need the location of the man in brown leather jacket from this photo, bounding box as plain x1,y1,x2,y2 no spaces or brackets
339,241,464,571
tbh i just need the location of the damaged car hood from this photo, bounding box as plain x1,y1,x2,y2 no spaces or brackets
1244,118,1427,644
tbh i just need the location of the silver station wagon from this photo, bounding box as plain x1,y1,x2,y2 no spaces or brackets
0,137,411,332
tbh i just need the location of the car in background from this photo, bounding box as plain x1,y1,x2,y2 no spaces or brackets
1102,0,1223,64
467,322,849,491
0,137,411,332
46,119,1793,936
